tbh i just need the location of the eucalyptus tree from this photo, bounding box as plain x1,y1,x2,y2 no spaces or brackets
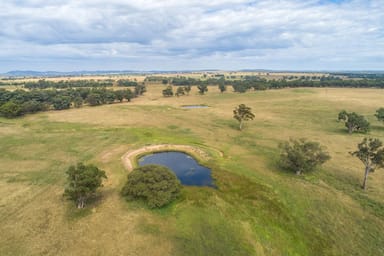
233,104,255,130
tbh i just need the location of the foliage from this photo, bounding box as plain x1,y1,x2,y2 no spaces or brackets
52,96,71,110
374,108,384,123
63,162,107,208
218,79,227,93
233,104,255,130
121,164,181,208
350,138,384,190
279,138,330,175
162,86,174,97
184,85,191,95
134,83,146,96
338,110,370,134
117,79,138,87
176,86,185,97
0,87,136,117
197,84,208,95
24,79,114,89
124,89,134,101
0,101,23,117
86,93,103,106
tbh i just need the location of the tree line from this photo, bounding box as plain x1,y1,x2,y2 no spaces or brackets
0,86,145,118
21,79,141,89
155,76,384,94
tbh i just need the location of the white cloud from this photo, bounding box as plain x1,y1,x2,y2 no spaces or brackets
0,0,383,71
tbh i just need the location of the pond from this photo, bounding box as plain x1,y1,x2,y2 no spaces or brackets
138,151,215,187
181,105,209,109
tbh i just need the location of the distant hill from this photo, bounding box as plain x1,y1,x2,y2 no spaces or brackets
1,69,222,78
2,70,142,77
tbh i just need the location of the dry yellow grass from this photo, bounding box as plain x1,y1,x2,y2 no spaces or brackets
1,85,384,255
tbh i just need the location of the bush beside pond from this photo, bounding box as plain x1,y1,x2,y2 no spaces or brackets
121,164,182,208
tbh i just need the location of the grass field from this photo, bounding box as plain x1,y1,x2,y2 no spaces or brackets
1,85,383,255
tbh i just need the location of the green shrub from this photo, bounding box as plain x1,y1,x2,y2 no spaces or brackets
121,164,181,208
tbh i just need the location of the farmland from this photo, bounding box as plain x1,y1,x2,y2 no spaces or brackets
0,75,384,255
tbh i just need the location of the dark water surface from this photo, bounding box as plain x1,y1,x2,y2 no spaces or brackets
138,151,215,187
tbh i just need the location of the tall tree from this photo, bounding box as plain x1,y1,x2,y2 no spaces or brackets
233,104,255,130
350,138,384,190
64,162,107,208
338,110,370,134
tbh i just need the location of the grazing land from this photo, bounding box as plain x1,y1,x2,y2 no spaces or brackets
1,78,384,255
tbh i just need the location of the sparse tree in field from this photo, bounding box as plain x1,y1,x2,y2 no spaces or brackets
374,108,384,123
233,104,255,130
338,110,370,134
162,86,174,97
197,84,208,95
218,80,227,93
121,165,181,208
279,138,330,175
64,162,107,209
176,86,185,97
350,138,384,190
184,85,191,95
134,83,146,96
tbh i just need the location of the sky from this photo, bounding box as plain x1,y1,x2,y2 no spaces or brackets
0,0,383,72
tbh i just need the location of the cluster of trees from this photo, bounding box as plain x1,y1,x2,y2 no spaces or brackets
338,110,370,134
116,79,139,87
231,77,384,92
279,137,384,190
24,79,114,89
337,108,384,134
231,104,384,190
154,76,384,95
22,79,142,89
0,87,139,118
162,85,191,97
64,163,182,209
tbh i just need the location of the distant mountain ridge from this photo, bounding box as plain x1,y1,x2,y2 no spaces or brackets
2,69,384,78
1,69,225,77
2,70,145,77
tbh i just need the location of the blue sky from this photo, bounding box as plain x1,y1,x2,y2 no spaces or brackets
0,0,383,72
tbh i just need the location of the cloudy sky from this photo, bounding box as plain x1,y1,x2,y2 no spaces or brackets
0,0,383,72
